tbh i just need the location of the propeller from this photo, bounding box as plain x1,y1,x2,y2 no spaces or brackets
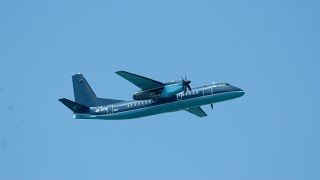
210,104,213,109
181,74,192,94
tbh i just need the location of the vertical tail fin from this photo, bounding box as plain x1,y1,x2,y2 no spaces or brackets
72,73,124,107
72,73,98,107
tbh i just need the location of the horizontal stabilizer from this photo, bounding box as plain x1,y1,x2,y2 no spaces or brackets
59,98,89,113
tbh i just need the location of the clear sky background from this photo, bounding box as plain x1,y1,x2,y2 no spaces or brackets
1,0,319,179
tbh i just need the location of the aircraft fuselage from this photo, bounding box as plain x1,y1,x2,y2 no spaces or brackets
74,83,244,120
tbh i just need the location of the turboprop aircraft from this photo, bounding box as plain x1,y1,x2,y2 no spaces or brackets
59,71,245,119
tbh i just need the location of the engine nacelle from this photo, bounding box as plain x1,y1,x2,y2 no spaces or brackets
133,83,183,100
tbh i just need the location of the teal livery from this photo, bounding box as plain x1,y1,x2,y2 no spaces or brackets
59,71,245,119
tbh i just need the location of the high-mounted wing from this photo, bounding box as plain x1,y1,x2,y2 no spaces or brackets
116,71,164,90
185,107,207,117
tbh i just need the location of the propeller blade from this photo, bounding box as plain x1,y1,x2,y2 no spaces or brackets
210,104,213,109
180,74,192,94
186,84,192,92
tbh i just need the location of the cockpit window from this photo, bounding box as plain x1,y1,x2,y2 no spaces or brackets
212,83,230,88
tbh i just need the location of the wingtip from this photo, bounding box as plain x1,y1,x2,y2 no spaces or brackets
58,98,66,102
115,70,124,74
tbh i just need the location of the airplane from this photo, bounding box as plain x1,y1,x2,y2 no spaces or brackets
59,71,245,119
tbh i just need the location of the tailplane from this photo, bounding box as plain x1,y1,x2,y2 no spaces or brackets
59,98,89,113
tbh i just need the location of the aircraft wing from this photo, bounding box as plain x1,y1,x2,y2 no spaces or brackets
185,107,207,117
116,71,164,90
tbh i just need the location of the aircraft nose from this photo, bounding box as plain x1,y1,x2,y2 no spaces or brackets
238,90,245,96
238,87,244,92
232,86,245,97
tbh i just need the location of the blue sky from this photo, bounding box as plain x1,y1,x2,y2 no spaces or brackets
1,0,319,179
